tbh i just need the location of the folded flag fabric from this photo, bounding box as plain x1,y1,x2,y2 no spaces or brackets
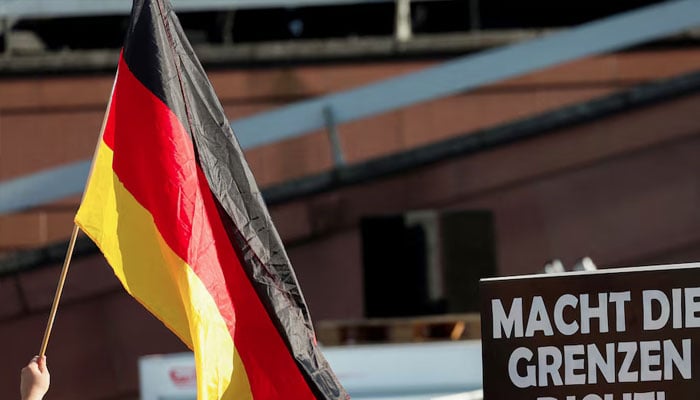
75,0,348,398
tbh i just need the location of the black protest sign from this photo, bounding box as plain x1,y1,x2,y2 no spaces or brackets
480,263,700,400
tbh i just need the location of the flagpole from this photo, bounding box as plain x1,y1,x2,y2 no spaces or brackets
38,71,118,357
38,224,79,357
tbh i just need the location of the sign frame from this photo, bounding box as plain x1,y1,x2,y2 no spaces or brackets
480,262,700,400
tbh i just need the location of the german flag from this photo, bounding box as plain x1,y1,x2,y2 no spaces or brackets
75,0,348,399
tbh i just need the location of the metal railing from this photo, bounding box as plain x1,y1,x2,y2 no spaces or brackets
0,0,395,18
0,0,438,55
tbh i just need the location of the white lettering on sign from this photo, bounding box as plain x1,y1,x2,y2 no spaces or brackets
507,339,691,387
492,297,523,339
492,291,631,339
536,392,666,400
554,294,579,335
642,288,700,330
484,269,700,400
527,297,555,337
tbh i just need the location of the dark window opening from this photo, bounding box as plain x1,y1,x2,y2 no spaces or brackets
361,209,497,318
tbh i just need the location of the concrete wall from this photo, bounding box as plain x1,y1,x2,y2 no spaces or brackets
2,48,700,251
2,49,700,399
1,82,700,400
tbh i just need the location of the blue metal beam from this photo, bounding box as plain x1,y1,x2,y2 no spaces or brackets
0,161,90,214
232,0,700,148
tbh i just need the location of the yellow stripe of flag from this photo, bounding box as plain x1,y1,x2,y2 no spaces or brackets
76,141,253,400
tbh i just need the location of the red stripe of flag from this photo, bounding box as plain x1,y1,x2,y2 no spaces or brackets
105,55,316,399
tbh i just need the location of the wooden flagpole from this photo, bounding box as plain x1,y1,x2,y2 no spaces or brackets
38,224,80,357
38,73,118,357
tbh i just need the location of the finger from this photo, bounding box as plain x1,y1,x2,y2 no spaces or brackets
37,356,47,372
26,356,39,368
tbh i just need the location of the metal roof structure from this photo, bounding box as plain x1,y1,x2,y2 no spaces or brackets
2,67,699,274
2,0,700,215
0,0,394,18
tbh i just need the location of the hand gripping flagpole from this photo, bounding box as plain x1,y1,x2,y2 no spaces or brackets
38,73,118,357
